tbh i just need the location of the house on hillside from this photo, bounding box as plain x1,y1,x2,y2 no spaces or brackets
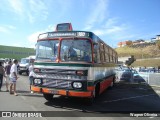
150,35,160,43
132,39,145,45
117,40,132,47
117,37,159,48
156,35,160,40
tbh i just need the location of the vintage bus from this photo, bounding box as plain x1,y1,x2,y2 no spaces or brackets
31,23,118,104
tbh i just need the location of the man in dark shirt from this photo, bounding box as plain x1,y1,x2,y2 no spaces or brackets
5,61,12,92
0,62,5,91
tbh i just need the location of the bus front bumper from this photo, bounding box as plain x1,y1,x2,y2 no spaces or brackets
31,86,92,98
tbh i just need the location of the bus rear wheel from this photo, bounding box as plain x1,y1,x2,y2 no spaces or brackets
109,77,115,89
43,93,54,101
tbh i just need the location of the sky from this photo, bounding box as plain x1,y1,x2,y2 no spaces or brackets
0,0,160,48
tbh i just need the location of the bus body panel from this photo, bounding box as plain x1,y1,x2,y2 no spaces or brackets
32,62,115,98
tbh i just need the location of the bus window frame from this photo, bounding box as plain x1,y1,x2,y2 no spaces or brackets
104,45,110,63
58,37,94,64
99,41,105,63
37,38,94,64
36,38,60,62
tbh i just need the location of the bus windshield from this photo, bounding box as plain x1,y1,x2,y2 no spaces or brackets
36,40,59,61
60,39,92,62
36,39,92,62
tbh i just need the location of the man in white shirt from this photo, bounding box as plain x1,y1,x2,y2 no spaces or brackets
29,59,34,93
10,59,18,96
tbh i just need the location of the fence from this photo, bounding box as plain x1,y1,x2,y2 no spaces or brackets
116,71,160,87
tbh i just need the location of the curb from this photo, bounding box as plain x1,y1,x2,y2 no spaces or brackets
151,85,160,88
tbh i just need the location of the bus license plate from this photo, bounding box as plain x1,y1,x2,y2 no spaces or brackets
49,90,58,94
20,68,25,70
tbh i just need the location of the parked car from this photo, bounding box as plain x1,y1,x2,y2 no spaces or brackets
148,67,156,73
18,56,35,75
132,70,139,78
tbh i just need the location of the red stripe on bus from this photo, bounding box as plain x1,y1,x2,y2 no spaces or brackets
99,76,113,94
87,86,95,91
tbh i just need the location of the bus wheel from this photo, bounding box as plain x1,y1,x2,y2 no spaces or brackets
85,97,94,106
43,93,54,101
84,89,95,106
109,79,114,89
19,71,22,75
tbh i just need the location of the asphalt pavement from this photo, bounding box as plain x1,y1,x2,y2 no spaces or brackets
0,74,160,120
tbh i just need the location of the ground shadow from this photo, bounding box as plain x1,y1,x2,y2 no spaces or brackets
44,82,160,114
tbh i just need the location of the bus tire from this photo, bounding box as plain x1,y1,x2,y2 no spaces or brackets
109,77,115,89
84,88,96,106
43,93,54,101
95,83,100,98
85,97,94,106
19,71,22,75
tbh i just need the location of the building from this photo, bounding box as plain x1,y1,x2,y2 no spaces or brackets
156,35,160,40
132,39,145,45
151,35,160,43
117,34,160,48
117,40,132,47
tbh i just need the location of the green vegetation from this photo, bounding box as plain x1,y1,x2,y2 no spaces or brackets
156,40,160,49
0,45,35,60
115,45,160,67
116,45,160,59
132,59,160,67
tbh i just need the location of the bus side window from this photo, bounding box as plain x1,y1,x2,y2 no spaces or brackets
93,43,99,63
99,42,105,63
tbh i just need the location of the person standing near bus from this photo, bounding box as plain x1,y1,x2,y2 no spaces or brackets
29,59,34,93
10,59,18,96
4,61,12,92
0,62,5,91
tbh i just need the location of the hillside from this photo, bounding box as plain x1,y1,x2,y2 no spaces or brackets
115,45,160,59
131,59,160,67
0,45,35,60
115,45,160,67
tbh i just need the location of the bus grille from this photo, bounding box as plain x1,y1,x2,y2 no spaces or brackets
41,79,72,89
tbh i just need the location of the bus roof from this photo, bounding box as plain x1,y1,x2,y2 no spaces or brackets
37,30,116,52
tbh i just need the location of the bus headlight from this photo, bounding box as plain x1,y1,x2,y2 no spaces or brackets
72,82,82,88
34,79,41,84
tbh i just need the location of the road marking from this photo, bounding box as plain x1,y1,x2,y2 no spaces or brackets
109,87,150,94
104,94,156,103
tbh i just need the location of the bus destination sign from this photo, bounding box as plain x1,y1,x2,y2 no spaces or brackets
38,31,90,39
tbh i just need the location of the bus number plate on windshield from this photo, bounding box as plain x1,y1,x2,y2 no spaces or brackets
49,90,58,94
